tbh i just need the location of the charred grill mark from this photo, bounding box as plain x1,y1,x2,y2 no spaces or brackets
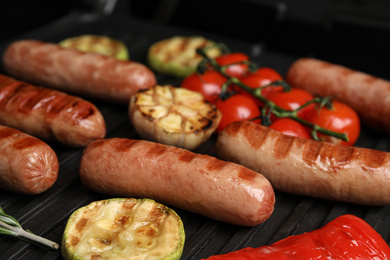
238,168,257,181
0,76,84,120
70,101,96,121
15,86,55,114
121,200,137,212
240,122,269,150
179,37,190,52
11,136,41,150
0,81,28,109
360,149,388,173
206,157,229,171
302,141,323,168
86,139,106,150
146,142,167,157
0,127,18,138
115,139,138,152
115,216,130,227
44,94,76,116
316,144,355,173
273,134,295,160
178,149,197,162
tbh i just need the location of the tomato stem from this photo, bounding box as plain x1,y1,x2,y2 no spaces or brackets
196,47,349,142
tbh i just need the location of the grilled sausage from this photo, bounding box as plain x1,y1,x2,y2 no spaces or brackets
286,57,390,133
0,74,106,147
79,138,275,226
2,39,157,104
216,120,390,205
0,125,58,194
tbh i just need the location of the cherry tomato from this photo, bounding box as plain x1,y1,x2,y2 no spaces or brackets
180,70,226,103
236,67,284,106
269,118,311,139
215,53,249,77
241,67,284,95
267,88,315,120
305,100,360,146
215,94,261,132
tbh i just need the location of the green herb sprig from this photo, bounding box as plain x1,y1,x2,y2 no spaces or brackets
0,207,59,250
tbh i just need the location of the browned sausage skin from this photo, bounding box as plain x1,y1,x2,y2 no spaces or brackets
286,57,390,133
0,125,59,194
216,121,390,206
79,138,275,226
0,74,106,147
2,39,157,104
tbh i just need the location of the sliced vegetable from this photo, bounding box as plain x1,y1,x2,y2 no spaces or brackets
147,36,222,77
202,214,390,259
62,198,185,260
129,85,221,150
59,35,129,60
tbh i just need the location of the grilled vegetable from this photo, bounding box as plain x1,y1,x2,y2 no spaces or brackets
147,36,222,77
202,214,390,259
59,35,129,60
61,198,185,260
129,85,221,150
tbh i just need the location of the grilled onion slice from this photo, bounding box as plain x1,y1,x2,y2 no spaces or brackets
147,36,222,77
59,35,129,60
129,85,221,150
62,198,185,260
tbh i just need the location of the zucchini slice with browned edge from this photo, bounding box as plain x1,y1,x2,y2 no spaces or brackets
147,36,222,77
62,198,185,260
59,35,129,60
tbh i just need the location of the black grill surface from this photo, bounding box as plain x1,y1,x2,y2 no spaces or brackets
0,11,390,260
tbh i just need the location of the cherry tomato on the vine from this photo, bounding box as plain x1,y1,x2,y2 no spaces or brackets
241,67,284,95
269,118,311,139
215,53,249,77
180,70,226,103
236,67,284,106
305,100,360,146
215,94,261,133
267,88,316,120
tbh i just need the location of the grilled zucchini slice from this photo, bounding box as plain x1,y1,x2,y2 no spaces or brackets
61,198,185,260
129,85,221,150
59,35,129,60
147,36,222,77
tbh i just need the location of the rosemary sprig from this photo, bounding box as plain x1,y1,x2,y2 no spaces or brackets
0,207,59,250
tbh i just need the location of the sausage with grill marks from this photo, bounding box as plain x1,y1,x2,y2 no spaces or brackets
286,57,390,133
216,120,390,205
0,125,59,194
2,39,156,104
0,74,106,147
79,138,275,226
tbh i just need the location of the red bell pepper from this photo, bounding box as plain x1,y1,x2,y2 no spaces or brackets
203,214,390,259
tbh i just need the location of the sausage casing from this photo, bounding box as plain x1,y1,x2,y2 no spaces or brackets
0,74,106,147
79,138,275,226
0,125,59,194
286,57,390,133
3,39,157,104
217,121,390,205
